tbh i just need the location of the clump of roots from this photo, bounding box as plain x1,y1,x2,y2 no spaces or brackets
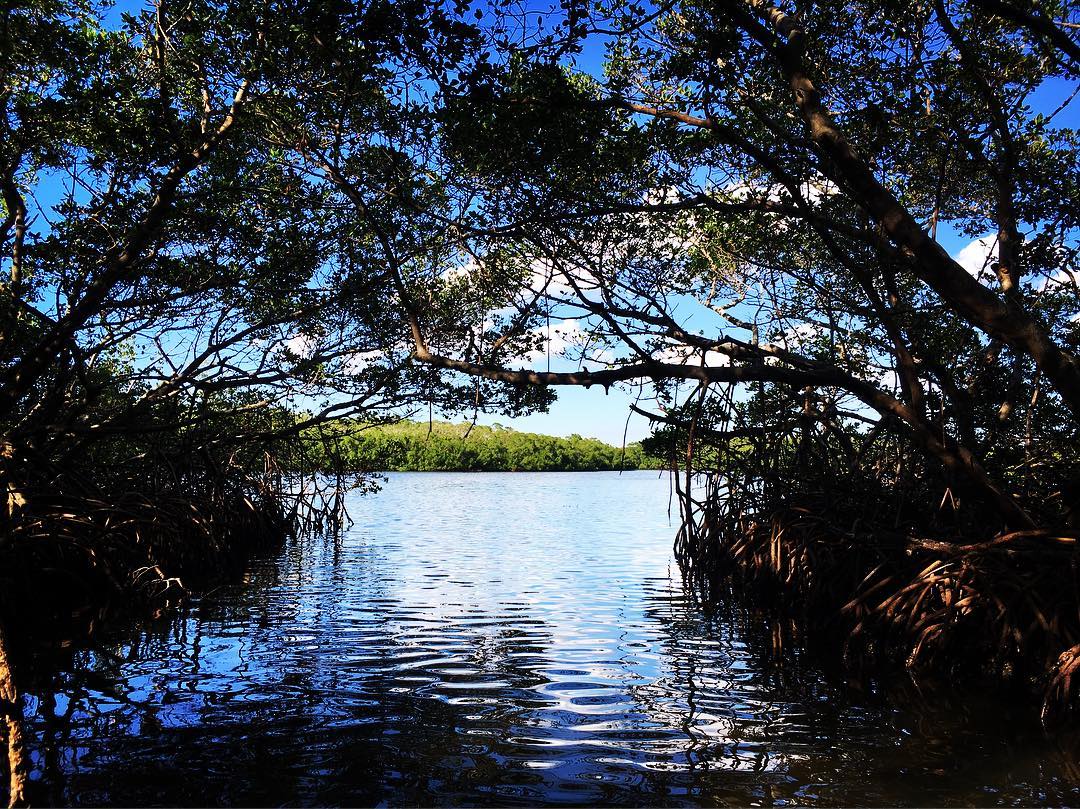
645,382,1080,723
0,457,346,634
0,442,357,806
676,487,1080,722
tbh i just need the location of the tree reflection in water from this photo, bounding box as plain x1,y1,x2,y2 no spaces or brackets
13,472,1080,806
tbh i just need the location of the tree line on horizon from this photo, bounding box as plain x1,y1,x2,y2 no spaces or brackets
306,420,663,472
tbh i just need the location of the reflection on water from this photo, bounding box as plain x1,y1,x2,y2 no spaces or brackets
18,472,1080,805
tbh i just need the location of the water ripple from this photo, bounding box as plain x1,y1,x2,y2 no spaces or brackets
22,471,1080,806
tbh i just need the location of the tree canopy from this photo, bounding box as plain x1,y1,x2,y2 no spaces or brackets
402,0,1080,536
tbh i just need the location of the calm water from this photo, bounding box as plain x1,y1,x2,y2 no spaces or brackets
19,472,1080,806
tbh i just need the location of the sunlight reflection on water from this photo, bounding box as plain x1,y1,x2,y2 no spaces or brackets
21,471,1080,806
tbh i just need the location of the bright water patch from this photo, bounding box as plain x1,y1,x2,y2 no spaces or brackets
21,472,1080,805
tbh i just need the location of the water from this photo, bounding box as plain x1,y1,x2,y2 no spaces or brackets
19,472,1080,805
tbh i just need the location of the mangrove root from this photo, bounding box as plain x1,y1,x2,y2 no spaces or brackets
0,620,29,808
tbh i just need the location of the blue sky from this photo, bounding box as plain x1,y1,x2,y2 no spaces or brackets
470,383,659,444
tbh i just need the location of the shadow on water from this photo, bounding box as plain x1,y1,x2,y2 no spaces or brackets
13,472,1080,806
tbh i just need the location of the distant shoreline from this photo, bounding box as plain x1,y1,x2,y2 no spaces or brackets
364,467,666,474
305,419,664,473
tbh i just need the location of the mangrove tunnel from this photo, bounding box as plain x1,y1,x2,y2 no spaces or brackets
2,0,1080,804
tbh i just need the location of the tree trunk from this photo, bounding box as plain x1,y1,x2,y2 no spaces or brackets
0,620,29,808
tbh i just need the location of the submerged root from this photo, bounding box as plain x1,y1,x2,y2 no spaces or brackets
0,487,292,805
1044,645,1080,724
0,453,358,799
0,463,352,628
0,488,289,627
678,502,1080,720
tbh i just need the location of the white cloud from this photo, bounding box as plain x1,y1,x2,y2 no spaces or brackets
872,367,902,391
526,258,587,299
651,342,731,367
1036,266,1080,293
520,318,615,367
718,172,836,207
284,332,317,358
643,186,681,205
524,318,581,362
953,236,999,285
440,258,479,281
341,350,384,375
